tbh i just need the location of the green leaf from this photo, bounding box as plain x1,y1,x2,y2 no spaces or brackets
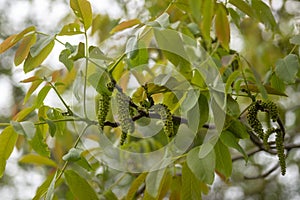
58,23,83,35
126,173,147,200
0,26,36,54
29,126,50,157
69,42,85,61
110,19,141,34
13,106,35,122
201,0,214,45
11,121,36,139
226,95,240,118
46,120,57,137
64,170,98,200
181,162,202,200
103,189,118,200
290,35,300,45
14,34,37,66
59,49,73,71
228,8,241,28
70,0,93,30
24,40,55,73
33,172,56,200
270,73,286,94
0,126,18,178
229,0,254,18
89,46,113,61
187,146,215,184
226,118,249,139
30,36,54,57
187,94,209,131
19,154,57,167
145,168,167,199
226,70,240,93
34,85,51,108
220,130,248,161
275,54,300,84
45,171,58,200
24,79,43,104
215,3,230,51
189,0,202,22
240,84,287,97
252,0,276,30
214,140,232,178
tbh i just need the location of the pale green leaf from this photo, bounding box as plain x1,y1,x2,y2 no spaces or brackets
70,0,93,30
252,0,276,30
45,171,58,200
64,170,98,200
33,172,56,200
290,35,300,45
0,126,18,178
275,54,300,84
187,146,215,184
30,36,54,57
29,126,50,157
59,49,73,71
11,121,36,139
62,148,82,162
145,168,167,198
19,154,57,167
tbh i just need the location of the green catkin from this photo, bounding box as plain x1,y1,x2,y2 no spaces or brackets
247,102,264,139
116,91,135,145
263,128,279,150
152,104,174,137
275,129,286,175
96,93,111,130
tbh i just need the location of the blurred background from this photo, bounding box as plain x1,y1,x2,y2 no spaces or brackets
1,0,300,199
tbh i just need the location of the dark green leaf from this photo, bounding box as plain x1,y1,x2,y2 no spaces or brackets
0,126,18,178
181,162,203,200
227,117,249,139
214,140,232,178
64,170,98,200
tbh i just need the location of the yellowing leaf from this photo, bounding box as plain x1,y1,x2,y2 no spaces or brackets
215,4,230,51
0,26,35,54
14,34,37,66
0,126,18,178
110,19,141,34
19,154,57,167
24,40,54,73
70,0,93,30
58,23,83,35
23,79,43,104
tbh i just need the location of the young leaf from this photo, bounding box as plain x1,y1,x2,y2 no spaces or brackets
214,140,232,178
110,19,141,34
181,162,203,200
0,26,35,54
19,154,57,167
58,23,83,35
275,54,300,84
187,146,215,184
13,106,35,122
0,126,18,178
126,173,147,200
24,40,55,73
201,0,214,45
70,0,93,30
64,170,98,200
14,34,37,66
215,4,230,51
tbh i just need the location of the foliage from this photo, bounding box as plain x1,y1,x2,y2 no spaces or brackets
1,0,300,199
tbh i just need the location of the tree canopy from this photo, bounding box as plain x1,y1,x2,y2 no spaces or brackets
1,0,300,199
